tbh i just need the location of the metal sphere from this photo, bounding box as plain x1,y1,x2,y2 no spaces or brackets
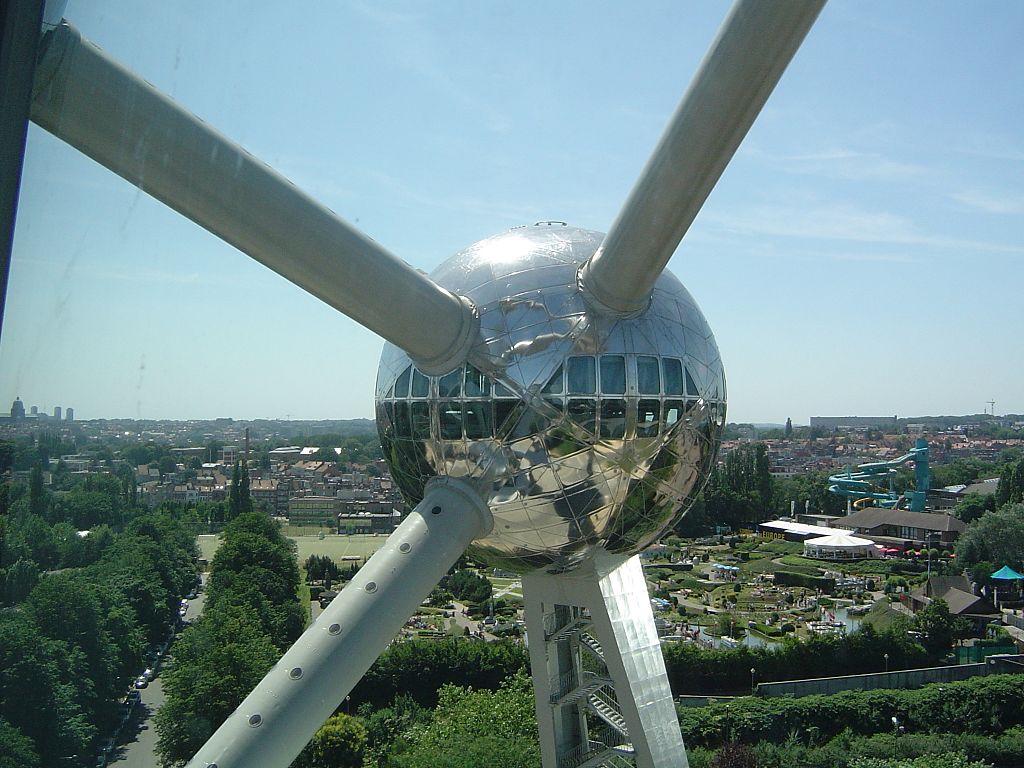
375,224,725,573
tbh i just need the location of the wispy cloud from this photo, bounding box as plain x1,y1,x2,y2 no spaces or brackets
829,251,920,264
708,202,1024,254
745,146,926,182
952,189,1024,215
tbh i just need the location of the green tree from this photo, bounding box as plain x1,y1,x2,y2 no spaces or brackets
914,599,956,657
956,503,1024,573
389,671,540,768
3,558,38,605
28,464,46,518
159,454,179,478
850,753,990,768
155,604,279,765
996,458,1024,508
313,446,339,464
228,461,241,520
351,638,528,709
0,612,93,764
24,571,122,703
239,465,253,515
447,569,493,604
785,417,793,438
0,718,41,768
296,714,367,768
954,493,995,524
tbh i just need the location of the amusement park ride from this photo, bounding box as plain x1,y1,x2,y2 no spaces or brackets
828,439,931,512
8,1,828,766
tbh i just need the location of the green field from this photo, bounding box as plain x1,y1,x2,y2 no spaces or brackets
197,532,388,566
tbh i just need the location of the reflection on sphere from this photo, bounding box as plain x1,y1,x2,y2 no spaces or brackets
376,225,725,573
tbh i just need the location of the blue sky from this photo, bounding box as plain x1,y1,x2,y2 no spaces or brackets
2,1,1022,423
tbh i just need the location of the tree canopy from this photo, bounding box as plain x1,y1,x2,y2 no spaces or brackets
956,503,1024,573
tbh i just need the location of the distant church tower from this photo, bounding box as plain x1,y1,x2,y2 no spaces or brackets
10,398,24,419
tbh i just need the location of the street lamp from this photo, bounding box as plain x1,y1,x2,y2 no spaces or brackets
891,716,904,759
750,667,756,695
926,531,940,579
884,652,890,674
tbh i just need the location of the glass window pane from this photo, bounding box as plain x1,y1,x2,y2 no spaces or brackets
494,400,521,434
568,398,597,433
637,356,661,394
664,358,683,396
411,369,430,398
685,366,700,397
600,399,627,438
600,355,626,394
637,399,660,437
439,401,463,439
465,402,493,439
411,401,431,439
394,365,412,398
395,402,412,440
494,381,515,398
567,356,596,394
541,364,564,394
665,400,684,426
438,368,462,398
465,365,490,397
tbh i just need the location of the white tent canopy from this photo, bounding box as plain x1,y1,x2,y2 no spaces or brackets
803,533,878,560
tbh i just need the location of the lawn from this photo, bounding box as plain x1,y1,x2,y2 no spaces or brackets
196,532,388,566
861,598,908,631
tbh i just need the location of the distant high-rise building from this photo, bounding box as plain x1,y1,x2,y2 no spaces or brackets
10,398,24,419
30,405,37,416
54,406,62,421
66,407,74,422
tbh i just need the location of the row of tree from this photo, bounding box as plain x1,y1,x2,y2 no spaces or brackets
0,504,197,767
662,624,930,695
155,511,305,764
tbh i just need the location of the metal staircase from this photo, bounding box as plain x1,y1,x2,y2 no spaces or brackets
586,687,629,738
546,612,636,768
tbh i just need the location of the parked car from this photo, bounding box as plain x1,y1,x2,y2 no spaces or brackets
142,667,154,681
134,676,148,689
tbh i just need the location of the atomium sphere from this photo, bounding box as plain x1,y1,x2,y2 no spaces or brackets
375,224,725,574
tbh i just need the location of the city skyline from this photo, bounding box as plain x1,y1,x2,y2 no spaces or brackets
2,2,1022,423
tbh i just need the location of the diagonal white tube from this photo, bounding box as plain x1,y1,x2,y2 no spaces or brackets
186,477,492,768
29,22,477,375
580,0,826,316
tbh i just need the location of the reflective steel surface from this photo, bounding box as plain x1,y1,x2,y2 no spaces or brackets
375,224,725,573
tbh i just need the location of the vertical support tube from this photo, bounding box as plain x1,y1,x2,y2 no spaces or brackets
523,552,687,768
187,477,491,768
0,0,45,341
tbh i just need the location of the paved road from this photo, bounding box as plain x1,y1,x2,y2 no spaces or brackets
109,589,206,768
